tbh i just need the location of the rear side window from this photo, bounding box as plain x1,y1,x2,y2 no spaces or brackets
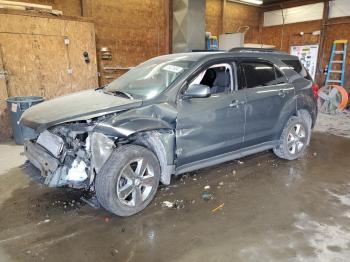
241,61,276,88
282,59,312,80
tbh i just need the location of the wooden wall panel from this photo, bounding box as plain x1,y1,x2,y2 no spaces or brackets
205,0,261,44
224,1,261,43
7,0,82,16
83,0,169,86
261,17,350,89
206,0,222,38
0,49,10,140
0,13,98,141
261,20,321,51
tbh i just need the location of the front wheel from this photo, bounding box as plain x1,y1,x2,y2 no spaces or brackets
273,116,310,160
95,144,160,217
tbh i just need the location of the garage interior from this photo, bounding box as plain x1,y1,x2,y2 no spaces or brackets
0,0,350,261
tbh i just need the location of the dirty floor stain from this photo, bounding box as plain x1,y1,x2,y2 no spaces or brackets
1,132,350,262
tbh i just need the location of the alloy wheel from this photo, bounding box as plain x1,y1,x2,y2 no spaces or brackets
287,123,306,155
116,158,155,207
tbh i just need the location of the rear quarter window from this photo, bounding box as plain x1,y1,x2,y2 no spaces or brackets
282,59,312,81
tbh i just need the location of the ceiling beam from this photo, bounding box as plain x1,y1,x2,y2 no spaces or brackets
263,0,325,11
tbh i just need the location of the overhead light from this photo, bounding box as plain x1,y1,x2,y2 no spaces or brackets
229,0,263,6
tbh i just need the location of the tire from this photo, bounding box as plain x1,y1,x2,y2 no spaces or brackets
95,144,161,217
273,115,310,160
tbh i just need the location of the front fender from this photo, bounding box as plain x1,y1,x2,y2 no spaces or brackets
93,102,177,137
94,117,173,137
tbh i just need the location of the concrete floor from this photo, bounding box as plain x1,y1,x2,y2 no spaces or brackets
1,114,350,262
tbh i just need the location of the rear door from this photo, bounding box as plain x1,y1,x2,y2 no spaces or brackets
240,60,294,147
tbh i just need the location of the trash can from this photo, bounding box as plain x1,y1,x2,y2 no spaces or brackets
6,96,44,145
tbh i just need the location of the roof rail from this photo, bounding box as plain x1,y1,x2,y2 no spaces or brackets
189,49,223,52
229,47,286,54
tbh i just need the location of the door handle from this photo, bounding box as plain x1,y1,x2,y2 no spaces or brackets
278,89,286,97
229,100,245,108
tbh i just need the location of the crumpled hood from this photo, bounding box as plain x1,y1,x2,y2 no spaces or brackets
20,89,142,131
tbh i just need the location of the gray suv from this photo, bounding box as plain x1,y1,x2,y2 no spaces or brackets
21,48,318,216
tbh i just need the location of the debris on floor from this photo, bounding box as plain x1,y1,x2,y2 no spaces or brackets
80,195,100,209
161,200,185,209
204,185,210,190
37,219,50,225
202,192,213,201
212,203,224,212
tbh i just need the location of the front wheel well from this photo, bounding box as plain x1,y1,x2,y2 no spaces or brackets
127,130,175,185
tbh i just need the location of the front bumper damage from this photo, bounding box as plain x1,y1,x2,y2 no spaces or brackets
24,140,90,188
24,140,60,178
24,128,116,188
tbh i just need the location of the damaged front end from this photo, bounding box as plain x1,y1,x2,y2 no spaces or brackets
24,121,116,189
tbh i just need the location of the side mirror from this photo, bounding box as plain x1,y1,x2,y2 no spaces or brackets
184,84,211,99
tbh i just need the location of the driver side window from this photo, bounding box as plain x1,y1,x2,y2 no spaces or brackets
190,63,233,94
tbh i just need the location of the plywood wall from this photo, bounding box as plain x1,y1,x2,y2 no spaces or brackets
82,0,170,86
6,0,82,16
261,20,321,52
205,0,261,44
261,16,350,88
0,12,98,141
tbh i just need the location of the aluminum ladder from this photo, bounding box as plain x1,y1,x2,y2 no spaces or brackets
325,40,348,86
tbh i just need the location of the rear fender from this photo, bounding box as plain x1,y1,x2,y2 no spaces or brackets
296,93,317,128
274,96,297,140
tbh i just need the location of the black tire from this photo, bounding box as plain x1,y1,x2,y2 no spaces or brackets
273,115,310,160
95,144,161,217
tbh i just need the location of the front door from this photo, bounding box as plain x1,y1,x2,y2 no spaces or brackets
176,62,246,167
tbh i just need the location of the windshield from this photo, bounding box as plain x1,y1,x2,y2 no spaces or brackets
104,55,196,99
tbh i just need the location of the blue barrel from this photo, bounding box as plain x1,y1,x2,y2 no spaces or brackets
6,96,44,145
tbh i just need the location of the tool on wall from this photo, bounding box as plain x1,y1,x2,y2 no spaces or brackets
100,47,112,60
325,40,348,86
83,51,90,63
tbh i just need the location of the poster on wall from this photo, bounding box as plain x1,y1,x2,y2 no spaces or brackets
290,45,319,80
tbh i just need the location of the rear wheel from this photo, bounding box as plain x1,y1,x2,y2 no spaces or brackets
273,116,310,160
95,144,160,216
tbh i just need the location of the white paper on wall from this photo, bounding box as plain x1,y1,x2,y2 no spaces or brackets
290,45,319,80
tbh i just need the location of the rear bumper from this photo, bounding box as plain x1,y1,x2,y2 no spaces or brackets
24,140,60,176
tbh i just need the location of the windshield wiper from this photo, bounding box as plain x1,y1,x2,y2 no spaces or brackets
112,90,134,99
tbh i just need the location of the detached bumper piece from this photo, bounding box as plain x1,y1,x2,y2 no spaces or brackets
24,140,60,176
24,140,88,188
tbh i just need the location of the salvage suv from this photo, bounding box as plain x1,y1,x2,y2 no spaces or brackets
21,48,318,216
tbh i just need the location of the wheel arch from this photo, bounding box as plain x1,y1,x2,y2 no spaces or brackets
130,130,175,186
274,96,298,140
296,93,317,128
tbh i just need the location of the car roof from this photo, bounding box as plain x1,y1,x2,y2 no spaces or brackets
157,50,299,64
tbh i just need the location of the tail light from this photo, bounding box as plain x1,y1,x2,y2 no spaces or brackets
312,83,319,99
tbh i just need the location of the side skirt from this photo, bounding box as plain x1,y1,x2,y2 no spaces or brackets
175,141,277,175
